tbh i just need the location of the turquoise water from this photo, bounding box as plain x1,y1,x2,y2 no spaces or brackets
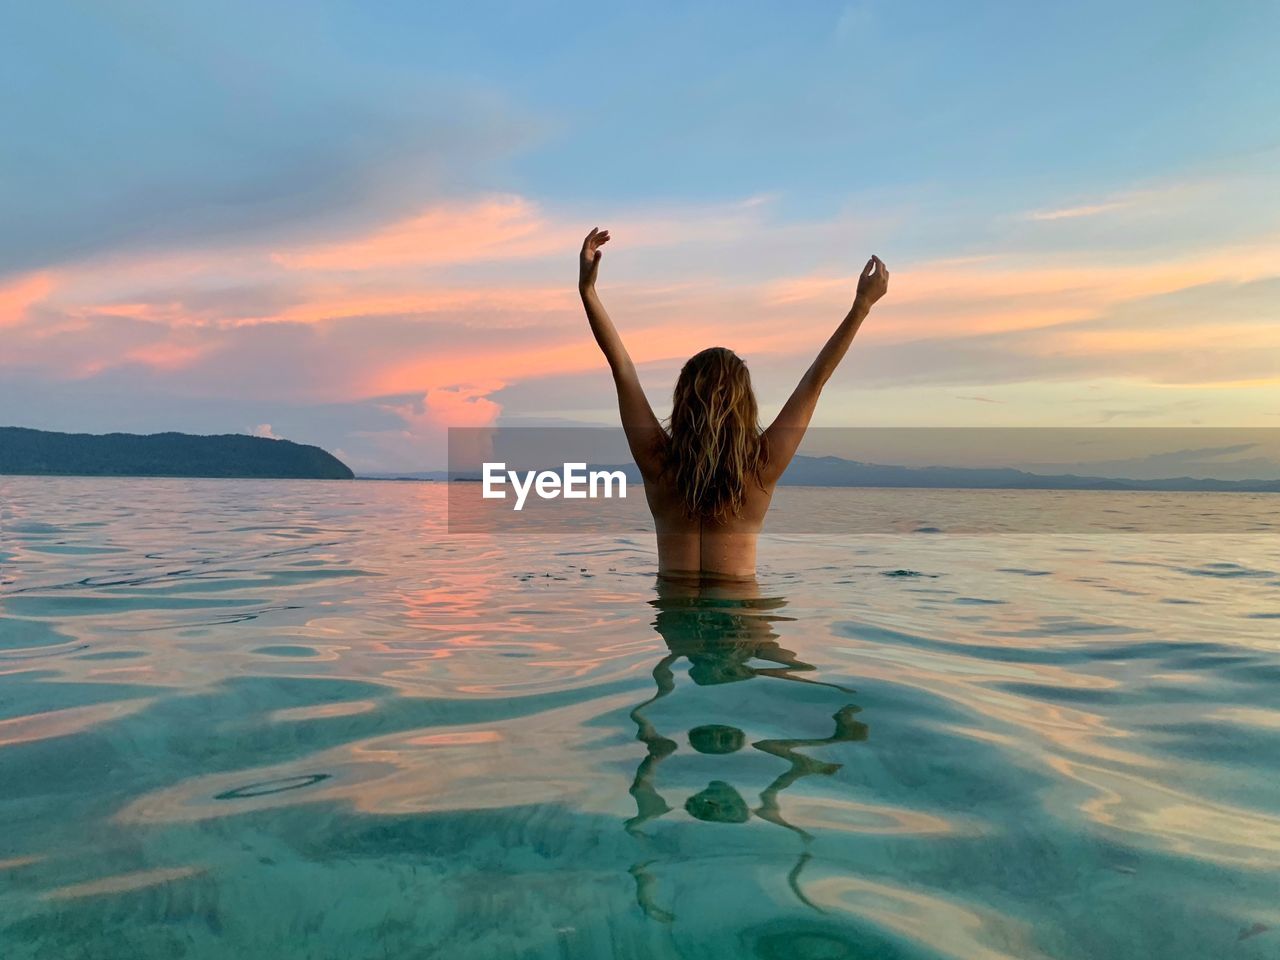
1,477,1278,959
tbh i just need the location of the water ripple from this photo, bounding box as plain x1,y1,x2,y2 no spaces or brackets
0,477,1277,959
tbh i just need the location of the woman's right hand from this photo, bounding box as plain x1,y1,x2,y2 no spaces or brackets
854,255,889,308
579,227,611,291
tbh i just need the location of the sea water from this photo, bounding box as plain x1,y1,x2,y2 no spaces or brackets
1,477,1277,959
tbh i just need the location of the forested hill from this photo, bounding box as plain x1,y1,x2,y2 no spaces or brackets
0,427,354,479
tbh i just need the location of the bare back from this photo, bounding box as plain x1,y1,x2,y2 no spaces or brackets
640,460,775,580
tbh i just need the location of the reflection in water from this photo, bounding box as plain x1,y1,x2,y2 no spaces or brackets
627,577,868,922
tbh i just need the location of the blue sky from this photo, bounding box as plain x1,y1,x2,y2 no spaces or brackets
2,1,1278,471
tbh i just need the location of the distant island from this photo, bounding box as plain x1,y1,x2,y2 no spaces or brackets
0,427,354,479
364,454,1280,493
772,455,1280,492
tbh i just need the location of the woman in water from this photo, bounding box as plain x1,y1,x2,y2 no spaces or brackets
579,226,889,579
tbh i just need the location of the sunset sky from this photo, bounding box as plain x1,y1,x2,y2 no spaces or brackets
3,1,1278,472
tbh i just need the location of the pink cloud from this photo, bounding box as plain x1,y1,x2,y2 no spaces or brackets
3,186,1277,442
0,271,55,327
272,195,567,271
759,238,1280,343
251,285,575,327
122,340,208,371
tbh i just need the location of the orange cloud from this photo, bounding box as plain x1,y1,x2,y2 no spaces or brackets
123,341,208,370
249,285,574,327
270,192,771,276
6,184,1278,429
760,238,1280,344
338,383,508,471
418,384,504,428
0,271,55,327
272,194,568,271
362,302,801,401
1041,323,1280,356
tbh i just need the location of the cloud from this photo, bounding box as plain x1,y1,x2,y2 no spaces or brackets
1026,200,1134,222
336,387,506,472
0,272,55,327
1019,178,1225,226
0,4,542,276
272,195,558,272
3,166,1278,469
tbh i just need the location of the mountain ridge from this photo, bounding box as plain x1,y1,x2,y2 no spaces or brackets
0,426,354,479
363,454,1280,492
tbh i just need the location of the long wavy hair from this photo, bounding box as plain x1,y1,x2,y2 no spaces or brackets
663,347,768,522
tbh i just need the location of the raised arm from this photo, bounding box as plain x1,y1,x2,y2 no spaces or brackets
578,227,665,478
762,255,889,483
